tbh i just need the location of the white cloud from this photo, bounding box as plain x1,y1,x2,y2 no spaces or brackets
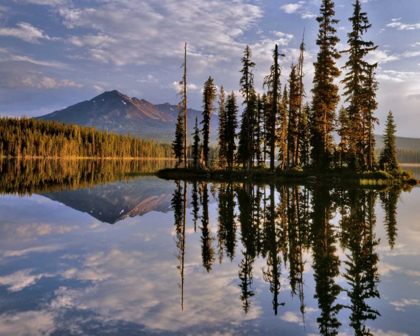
0,311,55,336
8,55,67,68
0,269,52,291
22,76,83,89
59,0,263,66
171,81,200,92
0,22,54,43
16,0,67,5
387,20,420,30
137,74,159,84
281,3,303,14
3,245,63,257
92,85,104,93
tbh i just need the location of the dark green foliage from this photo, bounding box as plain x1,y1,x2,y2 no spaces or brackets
201,76,217,168
341,0,378,171
238,46,257,171
173,113,185,167
264,44,284,171
225,92,238,170
380,187,401,249
299,104,311,167
0,117,172,159
200,183,215,272
278,86,288,169
192,117,201,169
310,0,341,169
379,111,400,172
336,106,350,168
218,86,228,169
288,65,301,167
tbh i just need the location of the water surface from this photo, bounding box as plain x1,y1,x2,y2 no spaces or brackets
0,160,419,335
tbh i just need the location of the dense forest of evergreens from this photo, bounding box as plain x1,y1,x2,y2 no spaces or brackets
0,159,175,195
172,181,405,333
172,0,402,174
0,117,173,158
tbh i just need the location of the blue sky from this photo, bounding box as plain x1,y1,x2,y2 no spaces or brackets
0,0,420,136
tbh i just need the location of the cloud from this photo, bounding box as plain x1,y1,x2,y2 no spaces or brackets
0,22,54,43
22,76,83,89
387,20,420,30
3,245,63,257
7,55,67,68
59,0,263,66
137,75,159,84
0,311,55,336
280,1,316,19
281,3,303,14
171,81,200,92
15,0,67,5
0,269,52,291
92,85,103,93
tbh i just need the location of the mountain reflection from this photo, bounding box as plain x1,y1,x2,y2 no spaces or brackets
171,181,405,335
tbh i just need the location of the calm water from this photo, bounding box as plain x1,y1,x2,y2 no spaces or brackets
0,160,419,336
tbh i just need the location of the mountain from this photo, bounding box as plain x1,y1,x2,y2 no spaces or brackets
37,90,218,142
42,177,176,224
375,134,420,151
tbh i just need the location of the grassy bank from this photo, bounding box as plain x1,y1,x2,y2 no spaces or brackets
157,167,419,186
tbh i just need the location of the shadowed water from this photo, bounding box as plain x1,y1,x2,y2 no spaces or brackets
0,160,419,335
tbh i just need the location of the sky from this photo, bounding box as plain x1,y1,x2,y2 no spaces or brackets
0,0,420,136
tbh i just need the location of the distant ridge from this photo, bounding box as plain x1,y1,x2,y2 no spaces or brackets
37,90,217,142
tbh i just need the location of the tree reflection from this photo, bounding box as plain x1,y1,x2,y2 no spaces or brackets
169,180,404,334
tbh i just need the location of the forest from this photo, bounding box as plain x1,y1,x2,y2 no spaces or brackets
0,117,172,159
171,180,406,335
172,0,402,176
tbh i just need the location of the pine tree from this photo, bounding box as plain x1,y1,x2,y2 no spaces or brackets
336,106,350,168
341,0,378,171
379,111,399,172
192,117,201,169
172,113,185,167
364,65,379,170
225,91,238,170
238,45,257,171
255,94,264,166
176,42,188,168
264,44,285,171
299,104,311,167
310,0,341,169
277,86,288,170
218,86,228,169
201,76,217,168
288,64,301,167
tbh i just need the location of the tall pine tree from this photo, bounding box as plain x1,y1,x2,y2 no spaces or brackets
218,86,228,169
264,44,285,171
379,111,399,172
310,0,341,169
238,46,257,171
192,117,201,169
341,0,378,171
225,92,239,170
173,113,185,167
201,76,217,168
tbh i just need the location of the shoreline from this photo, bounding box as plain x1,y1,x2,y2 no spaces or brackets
157,168,420,187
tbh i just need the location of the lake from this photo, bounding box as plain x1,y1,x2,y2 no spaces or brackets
0,160,419,335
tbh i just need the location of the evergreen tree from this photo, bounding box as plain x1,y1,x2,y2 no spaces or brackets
225,92,239,170
255,94,264,166
336,106,350,168
299,104,311,167
364,65,379,170
201,76,217,168
191,117,201,169
264,44,285,171
288,64,301,167
341,0,378,171
176,42,188,167
379,111,399,172
278,85,288,169
238,46,257,171
218,86,228,169
173,113,185,167
310,0,341,169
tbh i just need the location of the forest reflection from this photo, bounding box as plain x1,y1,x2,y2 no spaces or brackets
0,159,175,195
171,181,406,336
